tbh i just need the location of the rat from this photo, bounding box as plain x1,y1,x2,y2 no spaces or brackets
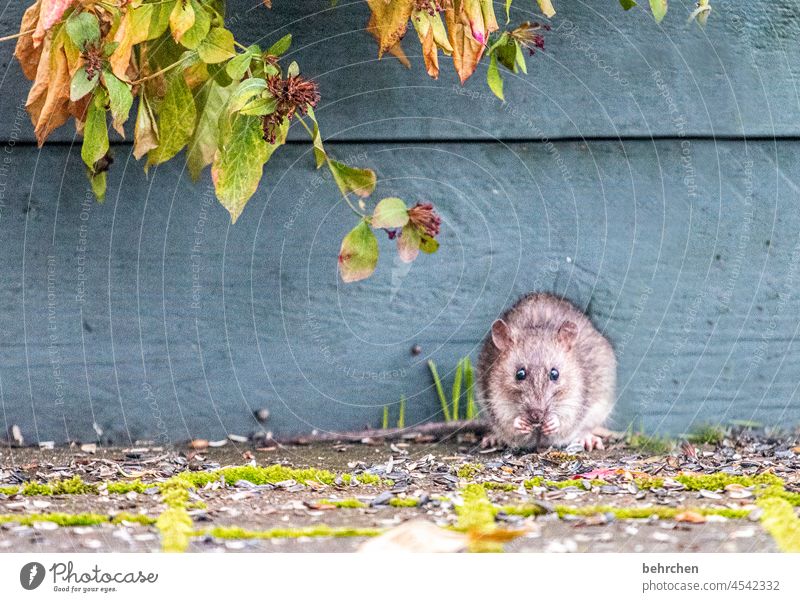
477,292,616,451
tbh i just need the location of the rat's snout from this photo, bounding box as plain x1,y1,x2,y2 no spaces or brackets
526,408,546,427
524,406,560,436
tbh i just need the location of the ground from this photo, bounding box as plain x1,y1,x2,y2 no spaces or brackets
0,428,798,553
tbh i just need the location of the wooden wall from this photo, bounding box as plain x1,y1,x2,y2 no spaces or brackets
0,1,798,444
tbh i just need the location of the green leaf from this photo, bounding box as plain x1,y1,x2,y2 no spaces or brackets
338,220,379,283
133,89,159,160
148,1,175,40
226,45,259,80
178,0,211,49
186,80,233,180
267,33,292,57
619,0,637,9
197,27,235,63
212,114,282,223
372,197,408,229
397,223,421,263
419,232,439,254
238,96,278,116
514,41,527,74
227,78,267,113
495,36,517,72
649,0,667,22
306,106,326,168
103,71,133,136
505,0,512,22
65,11,100,50
487,53,504,101
82,92,109,171
286,61,300,77
537,0,556,18
70,67,99,102
169,0,195,43
147,72,197,167
327,159,376,198
89,171,107,202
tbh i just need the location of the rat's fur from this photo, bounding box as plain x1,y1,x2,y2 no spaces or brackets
477,292,616,449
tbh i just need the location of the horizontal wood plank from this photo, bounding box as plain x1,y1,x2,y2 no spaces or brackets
0,1,798,142
0,139,798,442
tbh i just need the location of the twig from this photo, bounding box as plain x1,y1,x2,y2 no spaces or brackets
0,28,34,44
274,419,488,445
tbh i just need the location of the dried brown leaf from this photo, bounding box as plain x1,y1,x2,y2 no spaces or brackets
15,1,43,80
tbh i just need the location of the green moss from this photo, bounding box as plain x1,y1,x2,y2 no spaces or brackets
106,480,149,495
552,505,750,520
499,504,548,518
675,472,783,491
156,507,193,553
20,476,97,496
317,498,367,508
687,424,726,445
523,477,606,490
757,496,800,552
389,497,419,507
481,482,517,492
758,485,800,506
356,473,381,486
174,465,339,488
633,476,665,490
197,525,382,540
454,484,504,552
21,481,53,495
0,486,19,496
0,512,108,527
111,512,157,526
457,463,484,480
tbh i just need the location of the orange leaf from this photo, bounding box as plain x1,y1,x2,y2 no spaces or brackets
420,21,439,78
367,14,410,68
366,0,414,58
25,34,74,146
674,510,706,524
444,5,484,84
15,1,43,80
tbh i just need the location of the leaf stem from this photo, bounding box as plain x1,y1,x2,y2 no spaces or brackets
0,28,34,43
131,55,190,85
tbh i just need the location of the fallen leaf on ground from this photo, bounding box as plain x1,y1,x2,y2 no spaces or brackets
675,510,706,524
358,519,467,553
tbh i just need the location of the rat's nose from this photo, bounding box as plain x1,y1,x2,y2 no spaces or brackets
527,408,545,426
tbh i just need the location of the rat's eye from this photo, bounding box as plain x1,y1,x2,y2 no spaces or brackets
515,368,527,381
549,368,560,382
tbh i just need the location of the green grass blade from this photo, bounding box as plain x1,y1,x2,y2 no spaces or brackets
452,359,464,421
464,356,475,419
428,360,451,422
397,396,406,429
382,405,389,430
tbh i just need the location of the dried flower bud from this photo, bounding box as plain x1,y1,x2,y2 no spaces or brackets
407,202,441,238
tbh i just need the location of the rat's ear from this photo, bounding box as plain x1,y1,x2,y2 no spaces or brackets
556,320,578,349
491,319,513,351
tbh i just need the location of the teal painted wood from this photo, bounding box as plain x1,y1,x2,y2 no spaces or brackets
0,139,799,443
0,1,799,142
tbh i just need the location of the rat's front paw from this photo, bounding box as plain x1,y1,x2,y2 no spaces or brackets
577,432,604,451
541,414,561,435
512,415,534,434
